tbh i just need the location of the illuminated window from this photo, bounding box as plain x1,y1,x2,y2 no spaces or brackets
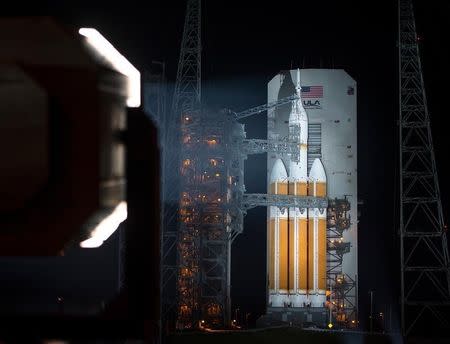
206,138,217,146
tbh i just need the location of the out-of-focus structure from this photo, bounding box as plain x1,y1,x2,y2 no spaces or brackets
398,0,450,336
0,17,161,343
0,18,135,254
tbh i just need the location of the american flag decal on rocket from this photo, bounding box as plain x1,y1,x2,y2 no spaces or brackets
301,86,323,98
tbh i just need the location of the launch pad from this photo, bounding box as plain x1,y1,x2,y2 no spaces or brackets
264,306,328,327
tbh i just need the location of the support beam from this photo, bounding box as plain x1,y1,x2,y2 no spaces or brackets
240,139,300,160
227,95,299,121
242,193,328,210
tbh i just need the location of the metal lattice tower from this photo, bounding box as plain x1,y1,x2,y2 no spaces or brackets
398,0,450,335
161,0,201,330
172,0,201,113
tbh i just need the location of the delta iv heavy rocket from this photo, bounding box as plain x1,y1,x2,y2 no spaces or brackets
268,69,327,309
266,67,357,326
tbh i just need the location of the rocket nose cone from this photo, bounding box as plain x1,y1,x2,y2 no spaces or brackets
309,158,326,182
270,158,288,182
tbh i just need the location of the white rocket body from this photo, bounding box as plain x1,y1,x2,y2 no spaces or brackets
308,158,327,307
288,69,309,307
269,158,288,307
269,70,329,310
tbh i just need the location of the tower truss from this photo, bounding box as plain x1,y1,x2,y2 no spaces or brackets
398,0,450,336
161,0,202,330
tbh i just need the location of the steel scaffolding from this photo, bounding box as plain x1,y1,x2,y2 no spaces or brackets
398,0,450,336
160,0,202,330
326,198,356,326
177,111,246,328
173,0,203,329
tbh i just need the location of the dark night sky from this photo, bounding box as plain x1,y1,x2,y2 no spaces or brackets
3,0,450,331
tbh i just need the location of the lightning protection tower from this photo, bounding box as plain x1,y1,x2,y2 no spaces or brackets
161,0,201,330
398,0,450,336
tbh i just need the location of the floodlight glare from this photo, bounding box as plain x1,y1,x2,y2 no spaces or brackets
80,201,127,248
79,28,141,107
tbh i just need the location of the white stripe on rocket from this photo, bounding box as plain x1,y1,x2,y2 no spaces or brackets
308,158,327,307
289,69,309,306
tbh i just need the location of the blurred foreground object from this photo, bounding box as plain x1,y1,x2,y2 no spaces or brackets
0,17,160,342
0,17,140,255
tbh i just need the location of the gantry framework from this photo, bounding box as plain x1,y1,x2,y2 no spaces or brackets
398,0,450,336
161,0,202,330
242,193,328,210
326,198,356,326
174,0,204,329
240,139,300,162
226,94,299,120
177,112,247,328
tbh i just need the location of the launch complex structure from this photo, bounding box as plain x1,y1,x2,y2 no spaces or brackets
144,0,450,336
171,66,359,329
146,0,358,330
156,63,358,328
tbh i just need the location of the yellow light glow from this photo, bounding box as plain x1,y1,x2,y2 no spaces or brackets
328,323,333,329
79,28,141,107
80,201,127,248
